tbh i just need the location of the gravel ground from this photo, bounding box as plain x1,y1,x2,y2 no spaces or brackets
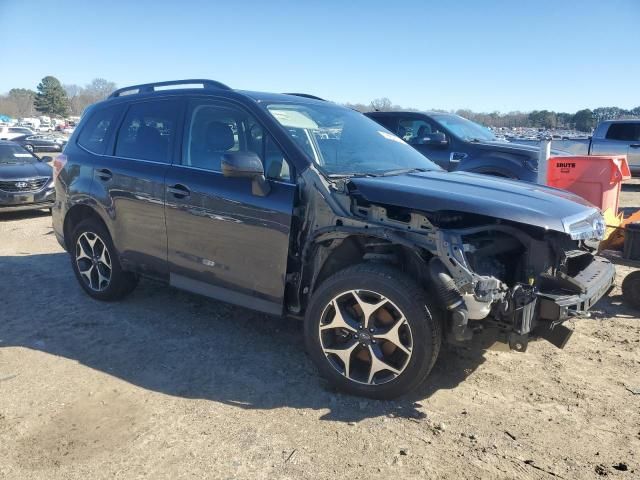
0,181,639,479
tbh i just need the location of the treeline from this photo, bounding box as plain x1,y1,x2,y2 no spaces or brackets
1,78,638,133
345,98,640,132
0,76,116,118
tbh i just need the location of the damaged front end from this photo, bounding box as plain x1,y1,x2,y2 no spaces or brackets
426,217,615,352
294,168,615,353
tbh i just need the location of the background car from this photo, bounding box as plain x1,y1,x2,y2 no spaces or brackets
10,134,66,152
0,125,36,140
0,140,55,212
365,111,567,181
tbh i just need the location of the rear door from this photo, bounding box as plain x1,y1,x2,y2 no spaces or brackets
95,98,183,279
164,98,296,314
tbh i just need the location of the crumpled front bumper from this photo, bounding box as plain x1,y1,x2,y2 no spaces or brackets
504,255,615,351
536,255,615,322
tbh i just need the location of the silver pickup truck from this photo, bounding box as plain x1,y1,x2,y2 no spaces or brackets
589,120,640,174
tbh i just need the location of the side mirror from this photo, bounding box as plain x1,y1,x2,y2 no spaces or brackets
221,151,271,197
40,155,53,163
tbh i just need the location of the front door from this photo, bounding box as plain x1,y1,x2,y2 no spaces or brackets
164,99,296,314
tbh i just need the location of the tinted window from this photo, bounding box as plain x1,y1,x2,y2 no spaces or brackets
77,105,122,154
184,102,291,181
115,101,179,163
605,123,640,141
397,118,443,144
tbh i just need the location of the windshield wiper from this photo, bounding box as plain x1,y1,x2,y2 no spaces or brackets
327,172,376,179
327,168,430,179
377,167,430,177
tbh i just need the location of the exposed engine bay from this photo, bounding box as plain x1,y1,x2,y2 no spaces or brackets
290,169,616,352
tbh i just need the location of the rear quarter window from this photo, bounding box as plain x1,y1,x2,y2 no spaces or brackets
77,105,123,154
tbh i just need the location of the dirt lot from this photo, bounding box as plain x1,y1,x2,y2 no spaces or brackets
1,182,639,480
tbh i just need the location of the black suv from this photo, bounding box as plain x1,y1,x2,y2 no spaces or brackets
366,111,548,181
53,79,614,399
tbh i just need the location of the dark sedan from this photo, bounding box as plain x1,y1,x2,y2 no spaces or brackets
0,141,55,212
11,134,66,153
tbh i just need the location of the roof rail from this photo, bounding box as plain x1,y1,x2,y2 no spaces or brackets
109,79,232,98
283,93,326,101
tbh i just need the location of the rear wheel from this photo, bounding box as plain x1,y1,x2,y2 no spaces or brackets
622,271,640,309
305,263,441,399
70,218,138,301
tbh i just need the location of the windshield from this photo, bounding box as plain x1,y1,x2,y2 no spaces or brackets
432,114,496,142
0,144,37,164
265,103,440,176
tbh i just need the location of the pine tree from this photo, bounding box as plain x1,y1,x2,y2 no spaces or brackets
34,76,70,117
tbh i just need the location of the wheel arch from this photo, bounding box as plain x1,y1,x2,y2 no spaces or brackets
63,203,112,251
307,232,432,298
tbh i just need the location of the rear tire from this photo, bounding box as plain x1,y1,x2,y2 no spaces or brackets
622,271,640,309
70,218,138,301
304,263,441,399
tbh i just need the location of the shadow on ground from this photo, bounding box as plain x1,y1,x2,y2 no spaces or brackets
0,209,51,222
0,251,501,423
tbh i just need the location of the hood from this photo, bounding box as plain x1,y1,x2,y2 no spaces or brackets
473,140,568,157
349,170,599,234
0,161,52,180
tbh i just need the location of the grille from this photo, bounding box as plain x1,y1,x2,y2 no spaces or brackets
0,177,50,193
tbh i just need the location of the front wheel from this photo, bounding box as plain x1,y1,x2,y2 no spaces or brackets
70,218,139,301
304,263,441,399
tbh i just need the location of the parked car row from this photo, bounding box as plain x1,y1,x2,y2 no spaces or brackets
46,79,614,399
0,140,55,212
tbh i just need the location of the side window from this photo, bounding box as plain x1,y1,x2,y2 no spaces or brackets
114,101,178,163
184,102,291,181
77,106,121,154
605,123,638,141
398,119,441,144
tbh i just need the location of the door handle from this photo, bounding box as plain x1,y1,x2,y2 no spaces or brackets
95,168,112,181
167,183,191,198
630,144,640,148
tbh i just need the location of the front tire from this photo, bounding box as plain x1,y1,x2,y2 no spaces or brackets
70,218,138,301
304,263,441,399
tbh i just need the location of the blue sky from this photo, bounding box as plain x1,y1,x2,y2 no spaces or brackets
1,0,638,112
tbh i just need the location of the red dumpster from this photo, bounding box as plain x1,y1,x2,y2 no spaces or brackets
547,155,631,214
